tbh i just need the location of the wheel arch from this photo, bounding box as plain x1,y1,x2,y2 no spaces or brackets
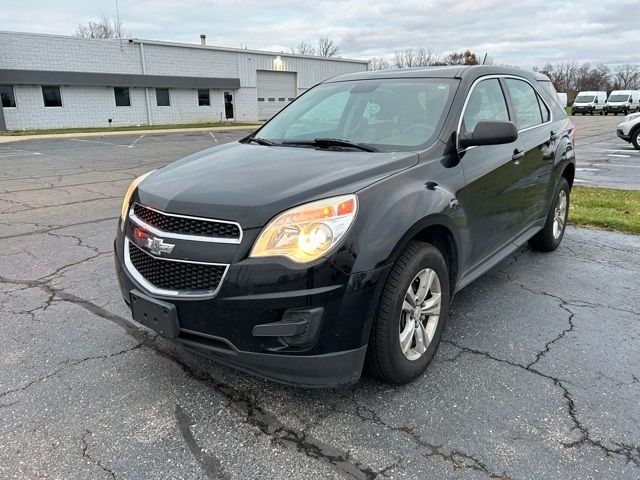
385,215,461,293
561,162,575,189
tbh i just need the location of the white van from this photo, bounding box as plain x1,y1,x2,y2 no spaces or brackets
571,91,607,115
557,93,568,108
605,90,640,115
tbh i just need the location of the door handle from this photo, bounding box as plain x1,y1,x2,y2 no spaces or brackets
512,149,525,164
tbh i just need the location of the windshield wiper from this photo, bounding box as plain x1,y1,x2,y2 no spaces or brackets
245,136,279,146
282,138,378,152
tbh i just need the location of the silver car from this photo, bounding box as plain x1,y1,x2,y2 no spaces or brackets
616,112,640,150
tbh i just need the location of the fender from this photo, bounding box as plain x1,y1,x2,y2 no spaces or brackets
328,158,466,276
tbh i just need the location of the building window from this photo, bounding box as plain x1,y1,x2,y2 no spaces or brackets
156,88,170,106
224,91,234,119
0,86,16,107
42,86,62,107
198,89,210,106
288,97,295,101
278,97,285,101
258,97,265,102
268,98,275,102
114,87,130,107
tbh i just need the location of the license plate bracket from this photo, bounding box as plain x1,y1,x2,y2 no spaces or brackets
130,290,179,339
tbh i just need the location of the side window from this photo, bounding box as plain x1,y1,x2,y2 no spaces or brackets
505,79,544,129
462,78,509,133
537,94,550,122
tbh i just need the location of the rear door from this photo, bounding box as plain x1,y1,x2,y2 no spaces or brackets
457,77,527,264
504,77,556,225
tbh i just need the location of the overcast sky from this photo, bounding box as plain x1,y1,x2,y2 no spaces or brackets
2,0,639,67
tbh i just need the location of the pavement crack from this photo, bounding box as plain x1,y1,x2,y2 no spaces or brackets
526,302,576,369
175,404,231,480
81,430,117,479
346,400,509,479
0,274,377,479
443,340,640,468
0,216,118,240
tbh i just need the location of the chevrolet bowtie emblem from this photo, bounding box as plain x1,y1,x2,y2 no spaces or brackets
145,237,175,256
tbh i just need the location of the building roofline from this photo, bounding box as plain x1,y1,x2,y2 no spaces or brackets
128,38,369,64
0,29,369,65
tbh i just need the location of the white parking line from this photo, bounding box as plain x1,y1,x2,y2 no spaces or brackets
576,167,600,171
0,151,43,157
580,148,640,154
209,132,218,142
574,178,592,183
69,138,127,147
592,163,640,169
607,154,631,158
128,135,145,149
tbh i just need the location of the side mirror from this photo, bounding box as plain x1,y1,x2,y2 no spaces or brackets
459,120,518,149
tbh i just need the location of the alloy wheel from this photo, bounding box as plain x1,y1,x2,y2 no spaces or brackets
553,190,568,239
399,268,442,361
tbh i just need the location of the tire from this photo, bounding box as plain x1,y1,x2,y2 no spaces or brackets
632,128,640,150
589,110,594,116
604,112,608,116
528,177,570,252
365,241,449,384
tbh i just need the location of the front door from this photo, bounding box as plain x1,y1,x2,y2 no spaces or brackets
504,78,556,224
224,92,234,119
456,77,526,265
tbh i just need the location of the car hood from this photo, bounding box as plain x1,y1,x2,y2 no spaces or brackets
137,141,418,228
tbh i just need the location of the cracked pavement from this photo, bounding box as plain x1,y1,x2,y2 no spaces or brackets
1,130,639,479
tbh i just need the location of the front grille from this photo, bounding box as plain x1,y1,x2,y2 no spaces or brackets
132,203,241,240
128,241,226,292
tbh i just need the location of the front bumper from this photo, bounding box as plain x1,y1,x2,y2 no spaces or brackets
617,128,631,142
606,106,628,114
114,226,389,387
571,106,593,114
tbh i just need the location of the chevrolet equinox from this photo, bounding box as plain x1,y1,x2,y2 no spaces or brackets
115,66,576,386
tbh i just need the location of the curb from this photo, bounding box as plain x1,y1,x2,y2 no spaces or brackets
0,125,261,143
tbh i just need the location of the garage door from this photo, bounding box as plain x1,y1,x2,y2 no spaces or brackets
257,71,297,120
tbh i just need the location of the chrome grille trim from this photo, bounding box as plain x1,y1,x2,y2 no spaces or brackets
129,203,243,244
123,238,230,298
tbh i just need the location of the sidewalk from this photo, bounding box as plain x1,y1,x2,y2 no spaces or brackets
0,124,261,143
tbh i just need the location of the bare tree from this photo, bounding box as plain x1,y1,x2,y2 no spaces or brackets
290,41,315,56
444,50,479,65
613,64,640,89
368,56,390,71
533,61,617,103
76,16,124,39
317,37,340,58
392,48,441,68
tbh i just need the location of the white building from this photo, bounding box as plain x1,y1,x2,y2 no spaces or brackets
0,31,368,131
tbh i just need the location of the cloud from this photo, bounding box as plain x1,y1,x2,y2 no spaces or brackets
1,0,639,67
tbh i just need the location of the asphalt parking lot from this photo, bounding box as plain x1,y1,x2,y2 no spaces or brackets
572,114,640,190
0,123,639,479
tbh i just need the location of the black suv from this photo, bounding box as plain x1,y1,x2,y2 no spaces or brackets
115,66,575,386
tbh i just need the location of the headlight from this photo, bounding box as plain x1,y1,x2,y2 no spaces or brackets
250,194,358,263
120,170,155,221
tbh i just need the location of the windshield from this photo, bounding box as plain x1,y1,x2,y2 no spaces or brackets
254,78,458,152
575,95,595,103
608,94,630,102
